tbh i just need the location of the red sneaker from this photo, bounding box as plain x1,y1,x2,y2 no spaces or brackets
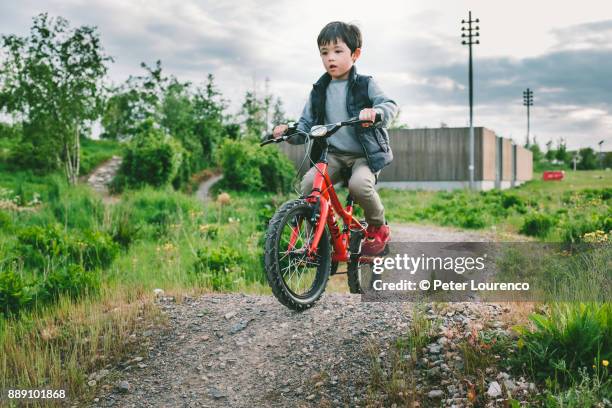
361,224,390,256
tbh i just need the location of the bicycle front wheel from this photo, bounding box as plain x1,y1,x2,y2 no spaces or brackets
264,199,331,311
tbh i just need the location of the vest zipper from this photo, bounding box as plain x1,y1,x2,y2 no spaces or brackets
347,79,373,169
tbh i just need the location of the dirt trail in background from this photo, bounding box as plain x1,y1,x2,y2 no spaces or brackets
196,174,223,203
85,156,122,203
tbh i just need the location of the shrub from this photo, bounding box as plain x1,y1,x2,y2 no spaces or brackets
116,120,184,189
191,246,242,290
36,264,100,303
0,270,32,317
520,213,555,238
561,215,612,244
513,303,611,387
48,185,105,230
114,187,203,240
16,224,119,271
217,139,295,194
0,211,12,231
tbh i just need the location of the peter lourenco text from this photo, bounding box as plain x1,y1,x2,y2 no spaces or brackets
372,253,487,275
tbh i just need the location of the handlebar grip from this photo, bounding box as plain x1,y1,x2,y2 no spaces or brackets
375,112,382,123
260,138,277,146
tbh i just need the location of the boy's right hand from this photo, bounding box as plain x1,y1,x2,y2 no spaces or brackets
273,124,288,139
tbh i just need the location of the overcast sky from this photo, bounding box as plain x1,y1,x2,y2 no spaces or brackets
1,0,611,149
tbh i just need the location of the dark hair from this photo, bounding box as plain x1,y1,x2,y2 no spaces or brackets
317,21,362,53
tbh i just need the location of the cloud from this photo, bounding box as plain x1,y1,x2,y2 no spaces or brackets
1,2,611,149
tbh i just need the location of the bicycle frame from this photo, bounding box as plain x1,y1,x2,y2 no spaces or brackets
298,161,367,262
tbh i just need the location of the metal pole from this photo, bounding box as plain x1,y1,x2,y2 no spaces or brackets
462,11,479,190
468,17,474,190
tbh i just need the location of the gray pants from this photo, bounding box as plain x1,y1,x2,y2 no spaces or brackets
300,152,385,226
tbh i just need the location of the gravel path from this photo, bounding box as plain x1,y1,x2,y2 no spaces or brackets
196,174,223,203
85,156,122,203
89,223,537,408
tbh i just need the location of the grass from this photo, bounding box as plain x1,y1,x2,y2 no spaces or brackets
79,138,123,175
0,288,165,407
0,168,283,402
1,158,610,406
377,170,611,242
366,304,439,406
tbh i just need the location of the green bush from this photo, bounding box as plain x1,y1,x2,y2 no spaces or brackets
36,264,100,303
217,139,295,194
513,303,611,387
520,213,555,238
116,121,184,189
17,224,119,271
191,246,242,290
49,185,105,230
114,187,203,240
561,215,612,243
0,211,12,231
0,270,32,317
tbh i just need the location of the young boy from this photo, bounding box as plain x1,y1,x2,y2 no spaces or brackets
273,21,398,256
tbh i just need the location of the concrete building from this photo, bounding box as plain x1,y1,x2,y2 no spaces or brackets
279,127,533,191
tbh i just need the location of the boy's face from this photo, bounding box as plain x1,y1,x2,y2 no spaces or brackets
319,39,361,80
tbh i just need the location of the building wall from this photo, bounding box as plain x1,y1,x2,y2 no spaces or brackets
278,126,533,188
501,138,513,181
516,146,533,181
481,128,497,181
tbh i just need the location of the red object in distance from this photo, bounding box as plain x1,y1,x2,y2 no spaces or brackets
542,171,565,181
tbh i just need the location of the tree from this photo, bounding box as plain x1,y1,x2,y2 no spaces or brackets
555,139,569,164
272,97,286,127
0,13,111,183
529,142,543,163
192,74,227,164
577,147,598,170
101,60,166,140
240,91,266,139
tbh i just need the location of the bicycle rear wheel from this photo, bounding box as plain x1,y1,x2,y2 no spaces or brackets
264,199,331,310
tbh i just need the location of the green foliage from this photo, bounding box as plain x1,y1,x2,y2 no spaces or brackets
240,91,267,138
543,366,611,407
513,303,611,387
48,185,105,230
0,270,32,317
520,212,555,237
217,139,295,193
115,120,184,190
37,264,99,304
79,138,122,175
191,246,243,290
0,13,111,183
577,148,599,170
17,224,119,272
113,187,203,240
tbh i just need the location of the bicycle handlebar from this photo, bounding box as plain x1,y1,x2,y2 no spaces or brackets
260,113,382,147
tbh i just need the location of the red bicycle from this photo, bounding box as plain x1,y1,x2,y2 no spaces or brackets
260,115,386,310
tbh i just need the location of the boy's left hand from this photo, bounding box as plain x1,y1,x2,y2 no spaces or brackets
359,108,378,127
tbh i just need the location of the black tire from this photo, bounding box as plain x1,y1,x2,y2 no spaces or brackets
347,256,373,294
264,199,331,311
347,244,389,294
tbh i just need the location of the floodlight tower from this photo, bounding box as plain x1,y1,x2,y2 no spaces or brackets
523,88,534,146
461,11,480,190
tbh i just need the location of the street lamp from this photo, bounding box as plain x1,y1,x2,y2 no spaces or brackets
598,140,604,169
523,88,533,146
462,11,480,190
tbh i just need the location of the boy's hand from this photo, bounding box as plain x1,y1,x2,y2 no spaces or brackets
359,108,378,127
273,124,288,139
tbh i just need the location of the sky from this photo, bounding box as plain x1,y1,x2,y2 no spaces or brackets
1,0,611,150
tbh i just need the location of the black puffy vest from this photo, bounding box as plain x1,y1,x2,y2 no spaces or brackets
308,65,393,173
